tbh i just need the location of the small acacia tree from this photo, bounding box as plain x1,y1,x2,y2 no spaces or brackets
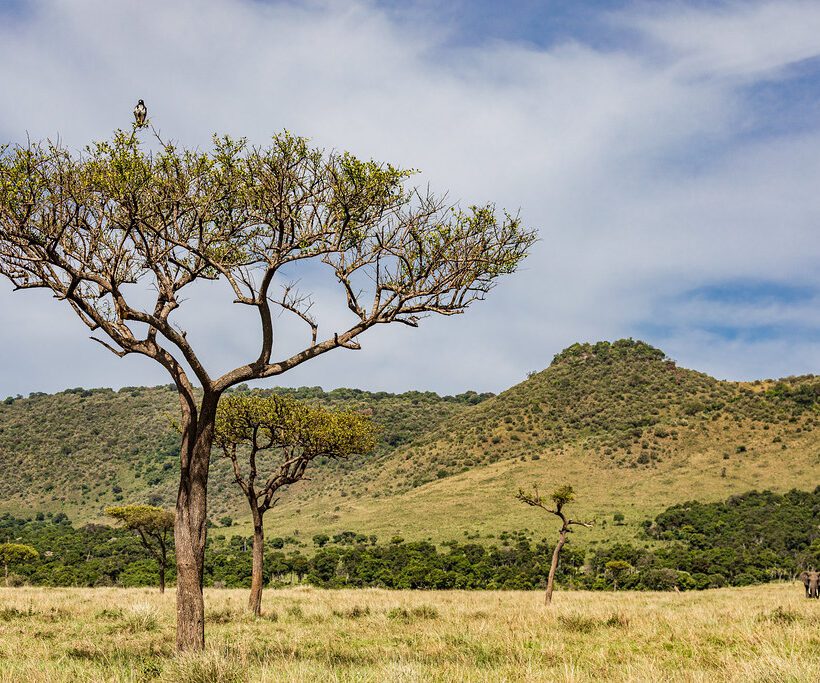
215,393,376,615
0,542,38,586
0,125,536,649
516,484,592,604
106,504,175,593
605,559,633,591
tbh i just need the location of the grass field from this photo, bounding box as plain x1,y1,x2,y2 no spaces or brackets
1,585,818,682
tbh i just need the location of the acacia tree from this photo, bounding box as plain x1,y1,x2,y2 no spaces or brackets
516,484,592,605
215,393,376,615
605,559,633,591
106,504,175,593
0,127,536,649
0,542,38,586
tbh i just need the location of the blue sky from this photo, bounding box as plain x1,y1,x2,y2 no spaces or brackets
375,0,633,49
0,0,818,395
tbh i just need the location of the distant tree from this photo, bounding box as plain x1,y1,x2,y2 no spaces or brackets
0,542,38,586
605,559,633,590
0,127,535,650
215,393,376,615
516,484,593,604
105,505,174,593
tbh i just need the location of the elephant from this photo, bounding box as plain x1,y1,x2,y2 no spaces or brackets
799,570,820,598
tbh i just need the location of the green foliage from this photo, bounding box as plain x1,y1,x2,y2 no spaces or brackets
215,394,377,460
105,505,174,533
2,487,818,591
551,485,575,508
0,542,38,578
589,487,820,590
104,503,173,590
304,535,585,590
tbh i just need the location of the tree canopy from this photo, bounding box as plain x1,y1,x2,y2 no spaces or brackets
215,393,378,500
105,504,174,592
105,504,175,534
0,541,39,585
0,130,536,395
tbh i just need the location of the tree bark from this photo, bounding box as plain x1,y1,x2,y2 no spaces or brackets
249,507,265,617
159,561,166,594
545,530,567,605
174,392,218,651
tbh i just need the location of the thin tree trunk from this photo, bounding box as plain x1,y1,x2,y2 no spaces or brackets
545,530,567,605
158,536,167,595
249,508,265,617
174,392,217,651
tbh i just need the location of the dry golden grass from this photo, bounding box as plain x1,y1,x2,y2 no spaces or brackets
1,584,819,682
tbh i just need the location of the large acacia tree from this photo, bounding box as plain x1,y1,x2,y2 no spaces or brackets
215,393,376,616
0,127,536,650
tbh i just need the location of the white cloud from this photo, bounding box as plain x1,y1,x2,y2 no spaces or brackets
628,0,820,79
0,0,818,396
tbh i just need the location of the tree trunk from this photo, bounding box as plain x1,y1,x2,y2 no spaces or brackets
545,530,567,605
174,392,218,651
248,508,265,617
159,561,166,594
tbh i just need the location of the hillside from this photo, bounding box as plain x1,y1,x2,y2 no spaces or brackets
0,385,490,522
259,340,819,544
353,339,819,491
1,339,817,546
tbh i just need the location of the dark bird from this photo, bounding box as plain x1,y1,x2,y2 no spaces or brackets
133,99,147,127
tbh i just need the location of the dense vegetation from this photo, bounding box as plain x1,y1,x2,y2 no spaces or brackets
3,488,817,591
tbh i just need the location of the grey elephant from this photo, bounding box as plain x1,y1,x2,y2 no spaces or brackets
799,570,819,598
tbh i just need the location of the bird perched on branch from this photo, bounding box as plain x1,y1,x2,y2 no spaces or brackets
133,99,147,128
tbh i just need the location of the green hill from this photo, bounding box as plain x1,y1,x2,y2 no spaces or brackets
0,385,490,522
260,340,819,544
1,339,817,546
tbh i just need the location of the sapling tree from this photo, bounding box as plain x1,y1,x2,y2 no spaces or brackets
516,484,592,604
215,393,376,615
0,542,38,586
0,125,536,649
105,504,175,593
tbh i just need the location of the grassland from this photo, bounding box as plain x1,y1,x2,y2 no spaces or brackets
1,585,818,682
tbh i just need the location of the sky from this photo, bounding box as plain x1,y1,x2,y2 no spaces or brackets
0,0,818,396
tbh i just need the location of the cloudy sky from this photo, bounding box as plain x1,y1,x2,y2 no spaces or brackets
1,0,819,397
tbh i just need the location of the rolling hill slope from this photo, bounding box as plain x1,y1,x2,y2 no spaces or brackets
1,339,817,546
0,385,489,522
261,340,819,543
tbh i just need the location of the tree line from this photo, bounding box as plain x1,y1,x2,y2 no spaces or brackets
3,487,817,591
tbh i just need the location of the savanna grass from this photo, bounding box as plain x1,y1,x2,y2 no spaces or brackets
0,584,819,682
